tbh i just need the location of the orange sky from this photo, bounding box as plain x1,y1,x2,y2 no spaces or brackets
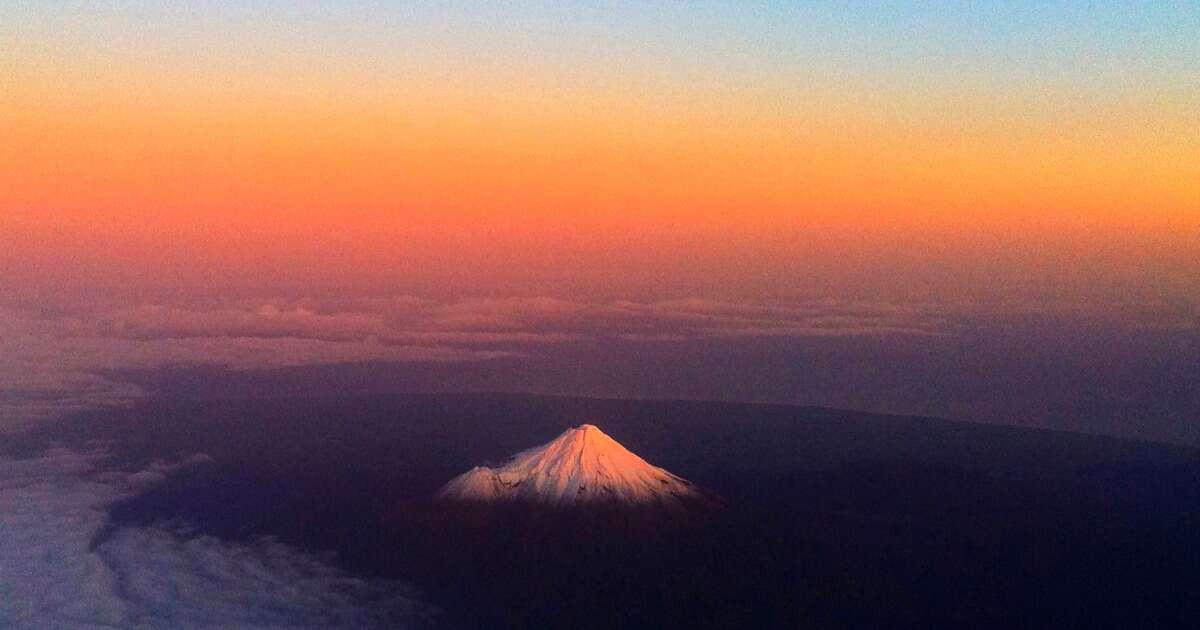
2,3,1197,303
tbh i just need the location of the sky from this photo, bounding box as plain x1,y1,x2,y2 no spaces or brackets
1,2,1197,442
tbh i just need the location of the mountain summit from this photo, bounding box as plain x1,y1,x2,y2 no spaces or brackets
437,424,705,507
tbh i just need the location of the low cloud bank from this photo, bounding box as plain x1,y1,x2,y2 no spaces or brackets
0,448,432,629
1,294,1194,431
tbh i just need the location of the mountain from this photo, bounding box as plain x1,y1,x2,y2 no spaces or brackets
437,424,705,507
33,394,1200,629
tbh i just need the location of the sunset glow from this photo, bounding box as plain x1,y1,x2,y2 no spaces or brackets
3,3,1197,301
3,5,1200,628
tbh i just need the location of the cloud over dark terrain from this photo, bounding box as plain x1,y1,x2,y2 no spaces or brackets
1,294,1196,442
0,448,431,629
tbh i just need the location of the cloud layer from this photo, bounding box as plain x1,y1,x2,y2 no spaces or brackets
0,448,432,629
1,294,1195,433
0,295,955,430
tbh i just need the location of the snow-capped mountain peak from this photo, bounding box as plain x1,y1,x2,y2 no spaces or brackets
437,424,704,507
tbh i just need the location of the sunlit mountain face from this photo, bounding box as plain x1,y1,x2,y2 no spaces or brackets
437,424,710,508
2,3,1198,629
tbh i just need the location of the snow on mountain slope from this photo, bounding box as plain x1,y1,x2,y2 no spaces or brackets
437,425,704,507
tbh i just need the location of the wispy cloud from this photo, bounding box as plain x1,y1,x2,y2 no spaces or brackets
0,305,513,430
3,294,1193,430
0,448,432,629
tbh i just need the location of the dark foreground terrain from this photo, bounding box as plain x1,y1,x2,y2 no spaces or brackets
13,393,1200,628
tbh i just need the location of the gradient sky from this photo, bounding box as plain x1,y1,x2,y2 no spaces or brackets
2,11,1198,630
3,1,1197,301
1,3,1198,443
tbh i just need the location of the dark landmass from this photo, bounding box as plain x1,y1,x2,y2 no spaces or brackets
13,392,1200,629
